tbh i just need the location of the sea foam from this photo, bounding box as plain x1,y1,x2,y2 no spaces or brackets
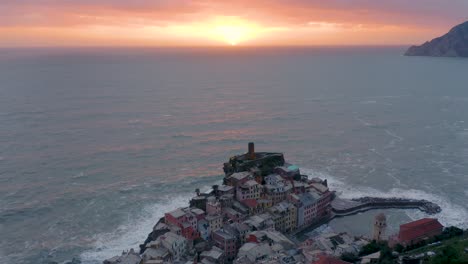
79,194,192,264
302,168,468,229
79,183,215,264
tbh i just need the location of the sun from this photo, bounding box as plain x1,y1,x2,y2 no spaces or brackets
160,16,263,46
210,17,260,46
215,25,246,45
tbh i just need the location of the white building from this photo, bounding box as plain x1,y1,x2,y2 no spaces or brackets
158,232,187,260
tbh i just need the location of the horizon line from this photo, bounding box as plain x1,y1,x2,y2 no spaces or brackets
0,44,415,49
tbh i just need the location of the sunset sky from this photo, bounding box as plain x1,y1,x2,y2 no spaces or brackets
1,0,467,47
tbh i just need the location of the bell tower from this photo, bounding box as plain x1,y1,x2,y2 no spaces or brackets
373,213,387,241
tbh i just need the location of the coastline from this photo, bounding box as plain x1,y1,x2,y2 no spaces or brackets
102,143,447,264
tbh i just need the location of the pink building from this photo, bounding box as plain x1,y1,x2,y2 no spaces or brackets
164,207,205,241
212,230,238,262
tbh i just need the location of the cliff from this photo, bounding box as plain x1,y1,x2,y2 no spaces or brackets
405,21,468,57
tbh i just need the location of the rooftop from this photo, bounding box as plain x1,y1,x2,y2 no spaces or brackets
237,242,273,262
243,180,260,187
309,183,329,193
143,247,170,259
298,192,319,206
200,246,224,260
218,185,234,192
223,207,242,215
213,229,235,240
160,231,186,244
276,166,298,172
167,208,186,219
399,218,443,242
313,254,352,264
230,172,253,181
400,218,441,229
250,230,295,249
104,250,141,264
189,208,205,215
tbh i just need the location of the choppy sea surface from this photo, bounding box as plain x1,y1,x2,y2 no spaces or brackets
0,47,467,264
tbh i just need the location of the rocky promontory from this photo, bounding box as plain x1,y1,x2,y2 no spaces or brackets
103,143,447,264
405,21,468,57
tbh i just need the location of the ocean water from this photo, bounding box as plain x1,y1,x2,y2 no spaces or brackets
0,47,467,264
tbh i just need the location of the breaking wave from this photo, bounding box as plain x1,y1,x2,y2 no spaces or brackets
301,168,468,229
79,194,192,264
79,181,215,264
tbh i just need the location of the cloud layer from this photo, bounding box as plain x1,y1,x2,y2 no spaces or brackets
0,0,467,46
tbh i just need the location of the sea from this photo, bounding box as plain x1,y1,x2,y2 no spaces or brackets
0,46,467,264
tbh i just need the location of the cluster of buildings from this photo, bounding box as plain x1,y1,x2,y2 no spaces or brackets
104,143,335,264
301,232,369,259
103,143,447,264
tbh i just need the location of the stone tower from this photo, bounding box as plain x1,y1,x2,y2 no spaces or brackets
248,142,256,160
373,213,387,241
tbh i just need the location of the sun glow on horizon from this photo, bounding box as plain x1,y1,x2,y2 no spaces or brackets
135,16,266,46
215,26,244,45
210,17,262,46
0,14,439,47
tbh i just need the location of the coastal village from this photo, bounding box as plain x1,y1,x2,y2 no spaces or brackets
104,143,466,264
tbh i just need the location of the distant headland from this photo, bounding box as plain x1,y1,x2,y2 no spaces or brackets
405,21,468,57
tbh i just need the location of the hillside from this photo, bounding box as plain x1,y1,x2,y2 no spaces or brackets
405,21,468,57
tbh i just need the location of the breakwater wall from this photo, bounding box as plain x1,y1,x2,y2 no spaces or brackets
331,196,441,217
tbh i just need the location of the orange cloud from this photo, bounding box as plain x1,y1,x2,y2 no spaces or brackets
0,0,466,46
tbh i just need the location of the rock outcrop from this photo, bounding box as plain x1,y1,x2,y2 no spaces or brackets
405,21,468,57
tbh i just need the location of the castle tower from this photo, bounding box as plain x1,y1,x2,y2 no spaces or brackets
248,142,256,160
373,213,387,241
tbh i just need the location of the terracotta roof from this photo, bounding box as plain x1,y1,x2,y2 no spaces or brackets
400,218,438,228
399,218,443,242
313,254,352,264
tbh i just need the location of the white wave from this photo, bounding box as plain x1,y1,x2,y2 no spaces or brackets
72,171,86,179
79,183,213,264
384,129,404,141
79,195,192,264
360,100,377,104
301,168,468,229
354,117,373,127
